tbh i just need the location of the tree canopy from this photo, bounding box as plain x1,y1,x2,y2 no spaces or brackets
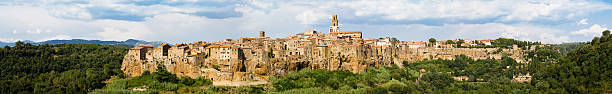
0,43,129,93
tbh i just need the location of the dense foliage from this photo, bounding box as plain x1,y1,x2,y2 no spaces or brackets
491,38,541,48
545,42,587,56
463,38,541,48
529,30,612,93
91,66,213,94
268,54,530,93
0,42,129,93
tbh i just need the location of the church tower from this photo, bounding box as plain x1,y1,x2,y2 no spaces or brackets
259,30,265,38
330,14,340,33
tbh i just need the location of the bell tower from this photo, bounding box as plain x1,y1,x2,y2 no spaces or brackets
259,30,265,38
330,14,340,33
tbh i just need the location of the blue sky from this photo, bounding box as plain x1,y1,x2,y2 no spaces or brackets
1,0,611,44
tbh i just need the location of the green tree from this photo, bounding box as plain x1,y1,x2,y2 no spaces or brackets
456,39,465,47
421,72,453,89
429,38,437,47
0,44,129,93
446,40,455,45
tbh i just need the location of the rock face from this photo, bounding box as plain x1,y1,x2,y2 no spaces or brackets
121,15,530,81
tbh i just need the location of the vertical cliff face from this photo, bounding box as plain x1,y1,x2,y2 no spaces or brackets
121,48,159,77
121,42,528,82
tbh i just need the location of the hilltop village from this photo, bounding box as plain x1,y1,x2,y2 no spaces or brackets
121,15,534,82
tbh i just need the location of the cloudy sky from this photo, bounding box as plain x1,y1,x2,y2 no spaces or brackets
1,0,612,44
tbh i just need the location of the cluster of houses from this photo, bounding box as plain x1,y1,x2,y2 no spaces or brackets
121,15,530,82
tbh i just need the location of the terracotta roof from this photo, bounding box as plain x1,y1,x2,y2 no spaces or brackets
330,31,362,34
174,43,185,47
220,45,232,48
199,43,210,47
364,39,376,41
139,45,154,48
241,37,257,40
206,45,221,48
130,46,143,50
158,43,169,47
198,40,203,43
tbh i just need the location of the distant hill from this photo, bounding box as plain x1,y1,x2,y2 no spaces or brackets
0,39,165,47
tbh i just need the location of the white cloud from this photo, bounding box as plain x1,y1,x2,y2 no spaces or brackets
571,24,608,37
296,10,328,24
0,38,22,43
26,28,43,34
38,35,72,42
577,18,588,25
93,19,152,41
351,23,571,44
0,0,611,44
445,23,570,43
13,0,610,24
48,4,92,20
329,0,611,22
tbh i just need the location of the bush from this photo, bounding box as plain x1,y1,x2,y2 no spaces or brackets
106,79,128,89
193,76,213,86
421,72,453,89
179,77,195,86
147,81,179,91
212,65,220,71
236,86,265,94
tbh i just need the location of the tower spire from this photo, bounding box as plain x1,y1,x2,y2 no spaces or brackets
330,14,340,33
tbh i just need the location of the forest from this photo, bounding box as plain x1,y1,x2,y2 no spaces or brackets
1,30,610,93
0,43,131,93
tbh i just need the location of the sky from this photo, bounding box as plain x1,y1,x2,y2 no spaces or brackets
1,0,612,44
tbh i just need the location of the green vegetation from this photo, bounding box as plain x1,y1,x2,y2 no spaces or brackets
528,30,612,93
492,38,541,48
456,39,465,47
0,42,129,93
545,42,587,56
463,38,541,48
429,38,436,46
445,40,455,45
91,66,213,94
269,56,528,93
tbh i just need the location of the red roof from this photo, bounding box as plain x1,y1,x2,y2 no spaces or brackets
330,31,362,34
139,45,153,47
158,43,169,47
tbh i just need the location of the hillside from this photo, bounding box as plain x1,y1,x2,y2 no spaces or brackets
0,39,165,47
0,43,130,93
